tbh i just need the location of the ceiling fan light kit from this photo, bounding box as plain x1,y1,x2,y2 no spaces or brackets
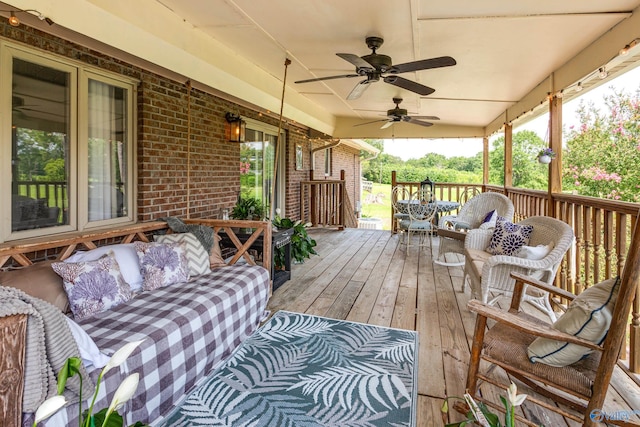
295,36,456,100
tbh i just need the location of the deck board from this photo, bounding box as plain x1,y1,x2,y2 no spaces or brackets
267,228,640,426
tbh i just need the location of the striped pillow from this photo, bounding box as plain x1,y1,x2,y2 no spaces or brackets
155,232,211,276
527,276,620,367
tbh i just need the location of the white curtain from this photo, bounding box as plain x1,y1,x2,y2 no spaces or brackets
88,80,125,221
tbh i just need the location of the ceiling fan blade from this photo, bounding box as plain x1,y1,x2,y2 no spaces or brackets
384,76,435,96
346,80,372,100
336,53,375,71
380,121,395,129
406,117,434,127
411,115,440,120
388,56,457,74
295,74,360,84
353,119,389,127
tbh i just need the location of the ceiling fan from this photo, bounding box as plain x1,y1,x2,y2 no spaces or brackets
295,36,456,100
356,97,439,129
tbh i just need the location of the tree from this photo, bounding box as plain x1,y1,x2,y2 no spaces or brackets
562,88,640,202
489,130,548,189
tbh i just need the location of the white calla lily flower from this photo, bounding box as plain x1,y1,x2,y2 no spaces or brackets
293,220,301,227
34,395,67,424
107,373,139,414
507,382,527,407
102,339,144,376
275,208,281,215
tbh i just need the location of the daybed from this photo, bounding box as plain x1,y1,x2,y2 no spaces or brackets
0,219,273,427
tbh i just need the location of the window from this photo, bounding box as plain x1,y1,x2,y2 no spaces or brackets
1,43,136,242
239,119,284,216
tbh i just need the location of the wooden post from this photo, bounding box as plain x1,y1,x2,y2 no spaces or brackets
504,124,513,194
549,95,563,218
0,314,27,427
391,171,397,233
482,136,489,189
339,170,346,230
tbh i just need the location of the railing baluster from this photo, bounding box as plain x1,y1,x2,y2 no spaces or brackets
584,207,593,290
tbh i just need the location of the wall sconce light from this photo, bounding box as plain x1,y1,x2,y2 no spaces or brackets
2,9,55,26
8,12,19,26
225,112,246,142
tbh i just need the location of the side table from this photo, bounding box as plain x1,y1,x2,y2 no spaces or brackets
434,227,468,266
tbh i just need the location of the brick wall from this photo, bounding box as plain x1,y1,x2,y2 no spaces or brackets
1,21,363,226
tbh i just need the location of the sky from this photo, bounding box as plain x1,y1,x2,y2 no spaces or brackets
383,65,640,160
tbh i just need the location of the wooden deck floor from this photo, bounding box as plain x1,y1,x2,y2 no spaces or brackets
266,227,640,426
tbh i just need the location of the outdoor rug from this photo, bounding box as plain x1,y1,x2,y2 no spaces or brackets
157,310,418,426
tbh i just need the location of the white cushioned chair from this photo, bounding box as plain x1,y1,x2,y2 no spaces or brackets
436,192,514,263
463,215,574,321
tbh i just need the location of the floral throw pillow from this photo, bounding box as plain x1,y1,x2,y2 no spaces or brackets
486,217,534,256
133,241,190,291
52,252,133,320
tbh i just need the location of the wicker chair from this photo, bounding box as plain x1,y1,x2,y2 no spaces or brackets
399,188,437,249
463,216,574,321
436,192,514,265
465,250,640,426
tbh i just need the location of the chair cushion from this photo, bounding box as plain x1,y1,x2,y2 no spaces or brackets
486,217,533,256
485,313,599,398
515,242,554,260
527,277,620,367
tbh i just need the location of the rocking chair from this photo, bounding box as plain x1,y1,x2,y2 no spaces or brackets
465,212,640,426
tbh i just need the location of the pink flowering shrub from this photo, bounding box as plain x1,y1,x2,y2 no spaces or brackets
562,88,640,202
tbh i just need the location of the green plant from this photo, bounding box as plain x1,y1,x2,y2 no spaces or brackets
33,340,148,427
272,211,317,268
441,382,532,427
231,196,265,220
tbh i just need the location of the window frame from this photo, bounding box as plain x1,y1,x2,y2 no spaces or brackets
0,41,138,243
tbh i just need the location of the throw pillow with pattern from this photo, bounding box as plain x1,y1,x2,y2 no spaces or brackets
133,241,190,290
52,252,133,320
486,217,534,256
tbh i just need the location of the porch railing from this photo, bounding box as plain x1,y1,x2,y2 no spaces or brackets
392,176,640,373
300,170,357,230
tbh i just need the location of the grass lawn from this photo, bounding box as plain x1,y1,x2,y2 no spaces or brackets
360,183,392,230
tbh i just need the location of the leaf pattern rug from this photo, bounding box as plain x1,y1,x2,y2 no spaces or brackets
158,310,418,426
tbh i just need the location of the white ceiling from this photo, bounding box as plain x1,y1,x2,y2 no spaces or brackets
153,0,640,138
7,0,640,139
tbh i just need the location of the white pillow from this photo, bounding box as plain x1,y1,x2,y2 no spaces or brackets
64,317,111,369
65,244,143,292
516,242,554,260
527,277,620,367
154,232,211,276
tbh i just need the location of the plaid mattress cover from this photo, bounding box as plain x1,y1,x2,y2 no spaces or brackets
41,264,270,426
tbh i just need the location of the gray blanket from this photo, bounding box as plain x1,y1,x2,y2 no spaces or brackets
162,217,215,253
0,286,94,412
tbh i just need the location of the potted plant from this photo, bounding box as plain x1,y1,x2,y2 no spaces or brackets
231,196,265,221
272,210,317,268
537,148,556,164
